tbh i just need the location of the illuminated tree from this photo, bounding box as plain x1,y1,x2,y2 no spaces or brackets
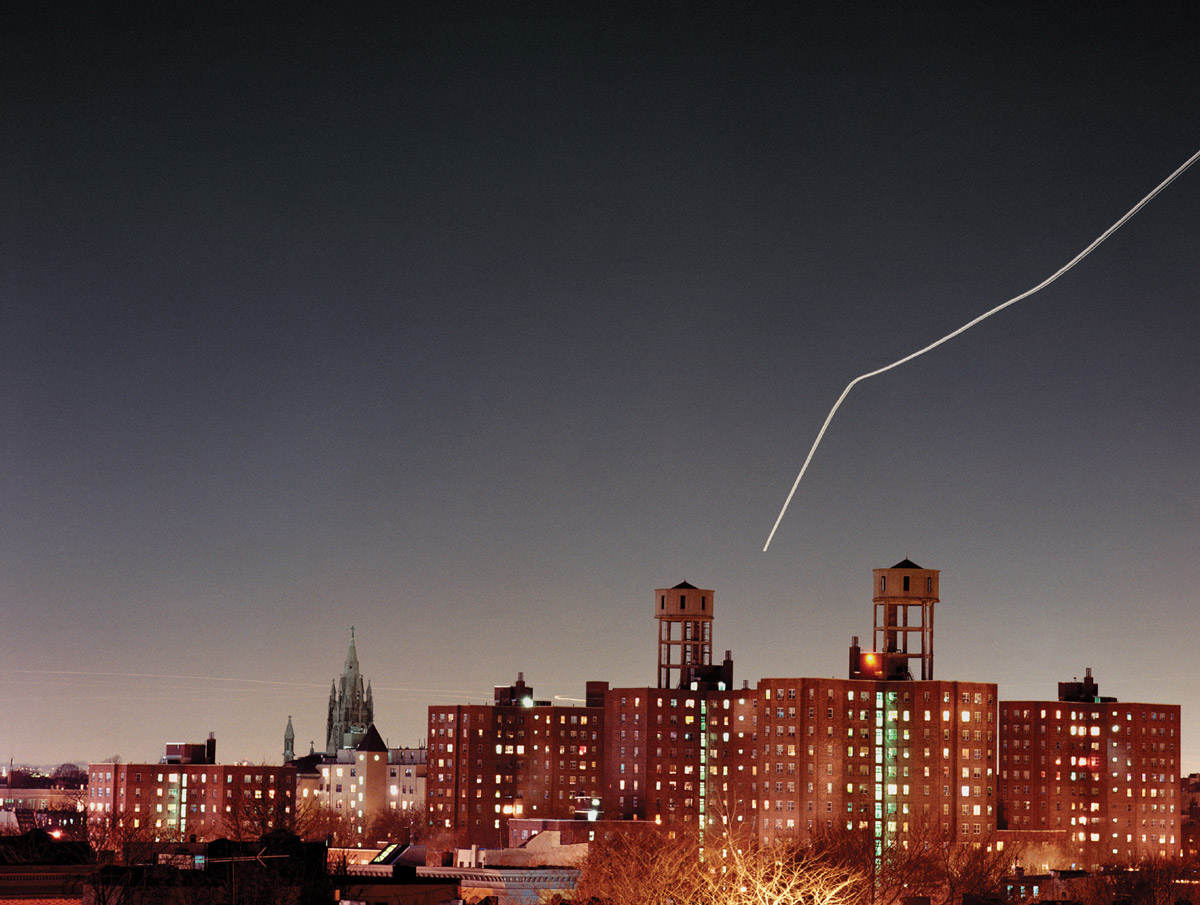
710,837,864,905
576,819,864,905
574,825,709,905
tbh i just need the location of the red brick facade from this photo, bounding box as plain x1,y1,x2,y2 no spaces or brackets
998,698,1181,866
86,762,296,845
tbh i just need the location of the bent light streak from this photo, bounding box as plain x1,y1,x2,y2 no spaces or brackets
763,149,1200,552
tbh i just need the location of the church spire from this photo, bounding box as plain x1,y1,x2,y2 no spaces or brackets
283,715,295,763
345,626,360,676
326,627,373,754
326,680,339,755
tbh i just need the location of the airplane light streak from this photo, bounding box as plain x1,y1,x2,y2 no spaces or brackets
763,148,1200,552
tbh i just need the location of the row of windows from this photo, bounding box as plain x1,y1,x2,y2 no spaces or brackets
1003,708,1176,722
764,687,993,706
879,575,933,593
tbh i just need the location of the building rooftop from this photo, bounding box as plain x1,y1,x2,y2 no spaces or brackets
356,723,388,753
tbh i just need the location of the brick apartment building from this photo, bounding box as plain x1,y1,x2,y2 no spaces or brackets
605,565,999,853
426,562,1182,861
1182,773,1200,860
752,675,997,848
998,668,1181,867
597,581,751,841
427,675,607,847
87,736,296,845
599,682,753,840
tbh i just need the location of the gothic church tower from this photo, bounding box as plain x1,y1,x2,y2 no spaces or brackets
325,627,375,754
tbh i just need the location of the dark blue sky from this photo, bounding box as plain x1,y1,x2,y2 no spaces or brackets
3,2,1197,768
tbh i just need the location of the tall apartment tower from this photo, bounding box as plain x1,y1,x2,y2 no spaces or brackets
656,581,714,689
426,677,607,847
850,559,939,681
752,560,997,852
998,670,1181,867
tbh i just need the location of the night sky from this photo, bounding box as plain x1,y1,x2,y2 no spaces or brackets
3,3,1197,770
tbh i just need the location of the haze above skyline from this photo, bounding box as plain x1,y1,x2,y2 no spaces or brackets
3,3,1197,768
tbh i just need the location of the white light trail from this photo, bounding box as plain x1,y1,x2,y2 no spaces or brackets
763,148,1200,552
5,668,324,687
4,669,491,701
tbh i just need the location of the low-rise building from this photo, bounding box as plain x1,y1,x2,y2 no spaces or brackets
295,729,427,845
86,737,296,846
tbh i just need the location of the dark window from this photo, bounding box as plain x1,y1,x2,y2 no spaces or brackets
660,595,665,610
701,596,706,610
903,576,910,591
680,595,686,610
881,577,886,592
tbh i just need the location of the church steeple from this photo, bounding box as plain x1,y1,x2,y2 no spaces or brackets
345,626,360,676
283,715,295,763
325,628,374,754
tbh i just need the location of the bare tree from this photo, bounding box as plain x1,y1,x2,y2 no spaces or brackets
292,795,353,846
1010,833,1074,876
364,803,427,846
1076,856,1198,905
86,807,169,863
83,808,162,905
424,823,472,865
220,788,294,843
932,834,1020,905
576,819,864,905
574,824,708,905
808,820,943,904
52,763,89,788
709,836,864,905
